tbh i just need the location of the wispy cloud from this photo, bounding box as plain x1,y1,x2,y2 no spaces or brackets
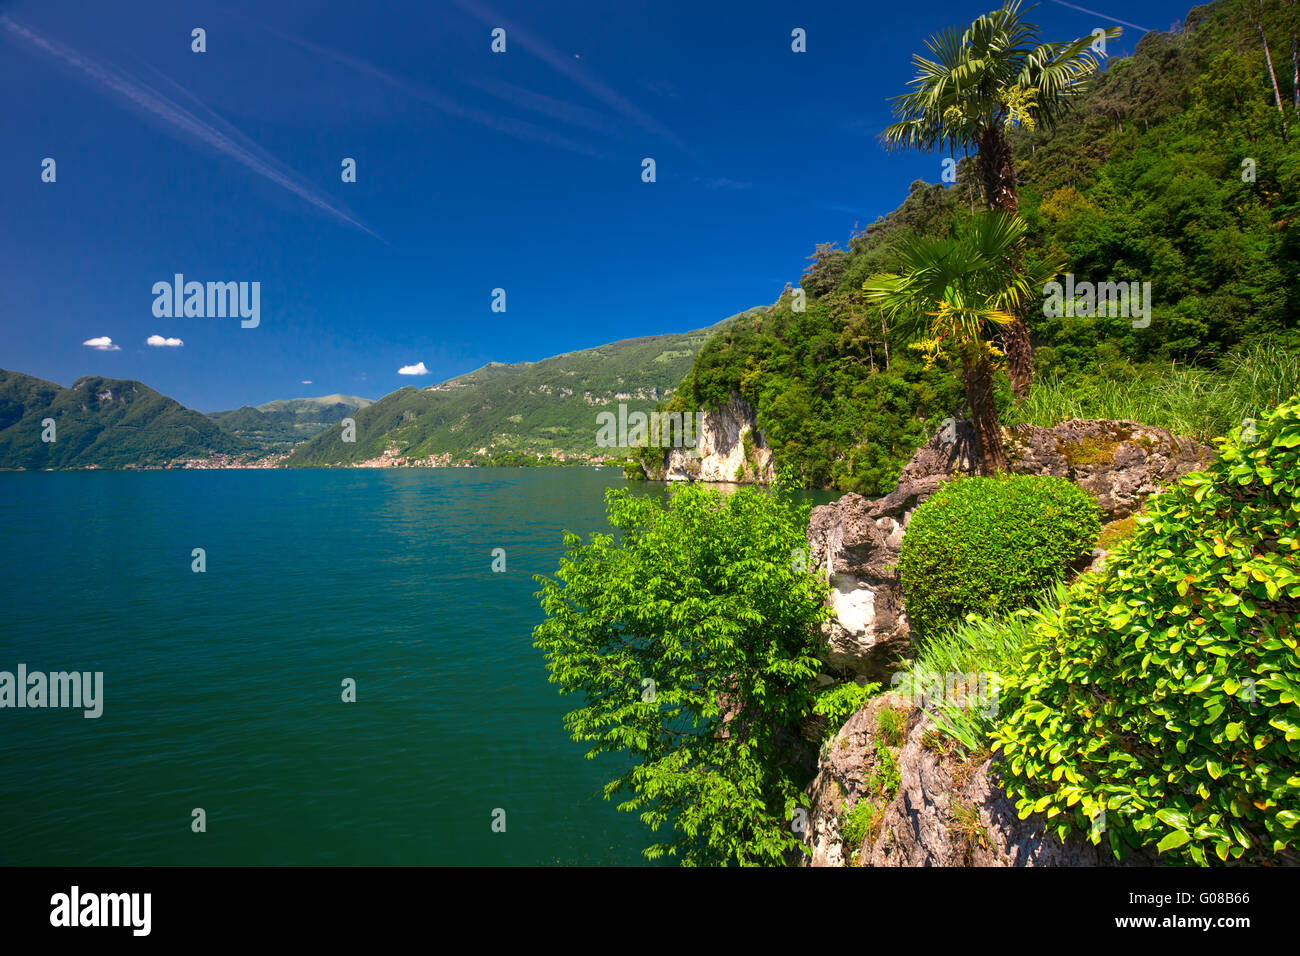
0,15,379,239
244,17,611,160
699,177,753,191
1045,1,1150,34
83,336,120,351
449,0,689,154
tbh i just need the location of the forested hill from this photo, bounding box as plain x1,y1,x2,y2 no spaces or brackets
285,317,744,466
658,0,1300,494
0,369,252,468
209,394,372,451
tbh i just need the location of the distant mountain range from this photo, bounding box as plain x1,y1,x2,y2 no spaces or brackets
0,316,741,469
284,318,740,466
0,371,250,468
208,395,372,451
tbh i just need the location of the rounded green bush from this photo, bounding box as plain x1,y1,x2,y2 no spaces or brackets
899,475,1101,636
994,395,1300,865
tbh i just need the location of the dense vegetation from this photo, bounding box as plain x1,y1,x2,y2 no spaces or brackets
533,482,830,865
994,394,1300,864
208,394,371,451
0,370,251,468
288,322,728,466
899,475,1100,635
659,0,1300,492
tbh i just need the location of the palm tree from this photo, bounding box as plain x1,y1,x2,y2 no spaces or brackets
862,212,1060,475
882,1,1118,398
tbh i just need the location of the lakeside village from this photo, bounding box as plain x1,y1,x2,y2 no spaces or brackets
18,405,709,471
24,447,629,471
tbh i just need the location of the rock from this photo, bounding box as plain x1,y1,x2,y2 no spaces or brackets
1004,419,1212,520
802,698,1139,867
659,396,773,483
807,477,942,680
806,419,1212,677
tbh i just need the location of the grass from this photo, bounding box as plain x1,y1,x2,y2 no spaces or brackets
1096,514,1139,552
1005,340,1300,442
895,580,1071,753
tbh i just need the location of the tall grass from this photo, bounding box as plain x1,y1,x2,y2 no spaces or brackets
1006,340,1300,440
893,581,1071,752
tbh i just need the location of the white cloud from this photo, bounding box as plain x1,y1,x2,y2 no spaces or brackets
146,334,184,347
398,362,430,376
83,336,120,351
301,380,313,384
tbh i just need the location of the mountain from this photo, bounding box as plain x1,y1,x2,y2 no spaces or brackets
285,318,746,466
209,394,372,451
0,370,252,469
654,0,1300,495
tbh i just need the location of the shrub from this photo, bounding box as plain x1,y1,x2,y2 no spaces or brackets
812,681,882,742
899,475,1101,635
994,395,1300,864
533,482,831,866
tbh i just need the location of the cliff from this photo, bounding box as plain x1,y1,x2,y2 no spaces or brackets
650,395,774,483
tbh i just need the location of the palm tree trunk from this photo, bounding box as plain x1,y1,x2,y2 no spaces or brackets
963,351,1008,476
976,125,1035,400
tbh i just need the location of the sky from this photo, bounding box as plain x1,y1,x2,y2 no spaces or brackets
1,0,1197,411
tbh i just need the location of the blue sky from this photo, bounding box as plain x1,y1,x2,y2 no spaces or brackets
1,0,1194,411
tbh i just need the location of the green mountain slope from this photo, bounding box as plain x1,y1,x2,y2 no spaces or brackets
286,319,743,466
0,370,251,469
659,0,1300,494
209,394,372,450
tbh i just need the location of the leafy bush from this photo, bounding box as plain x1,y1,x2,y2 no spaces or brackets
533,482,831,866
812,681,881,742
994,395,1300,864
840,798,879,851
899,476,1101,636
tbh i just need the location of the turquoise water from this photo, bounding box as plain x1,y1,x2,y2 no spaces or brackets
0,468,831,866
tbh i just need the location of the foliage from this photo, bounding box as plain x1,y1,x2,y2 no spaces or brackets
895,583,1068,752
994,394,1300,864
532,481,832,866
662,0,1300,489
900,475,1100,636
882,0,1117,174
0,370,253,468
1006,339,1300,441
208,394,370,452
287,321,727,466
840,798,880,851
812,681,882,742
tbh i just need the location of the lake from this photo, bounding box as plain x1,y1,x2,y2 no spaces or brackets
0,468,833,865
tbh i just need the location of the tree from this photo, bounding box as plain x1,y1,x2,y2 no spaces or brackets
533,482,831,865
882,1,1118,398
862,211,1059,474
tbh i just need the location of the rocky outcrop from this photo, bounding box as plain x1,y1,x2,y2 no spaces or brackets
802,696,1139,867
806,419,1211,678
660,396,774,483
1004,419,1211,520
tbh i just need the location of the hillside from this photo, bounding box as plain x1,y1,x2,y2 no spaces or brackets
285,318,743,466
0,370,252,469
209,394,372,451
655,0,1300,494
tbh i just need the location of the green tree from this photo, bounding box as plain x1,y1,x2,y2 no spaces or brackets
533,483,832,865
883,1,1118,397
862,211,1059,473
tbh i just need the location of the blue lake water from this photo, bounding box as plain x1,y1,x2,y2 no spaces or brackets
0,468,831,865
